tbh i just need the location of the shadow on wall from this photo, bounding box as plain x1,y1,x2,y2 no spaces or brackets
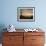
0,24,7,43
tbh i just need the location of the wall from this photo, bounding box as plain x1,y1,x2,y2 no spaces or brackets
0,0,46,30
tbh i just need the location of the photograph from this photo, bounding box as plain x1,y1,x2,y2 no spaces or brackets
0,0,45,46
17,7,35,22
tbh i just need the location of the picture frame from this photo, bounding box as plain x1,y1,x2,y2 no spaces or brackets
17,7,35,22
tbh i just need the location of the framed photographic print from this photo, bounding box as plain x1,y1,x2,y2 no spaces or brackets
17,7,35,22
